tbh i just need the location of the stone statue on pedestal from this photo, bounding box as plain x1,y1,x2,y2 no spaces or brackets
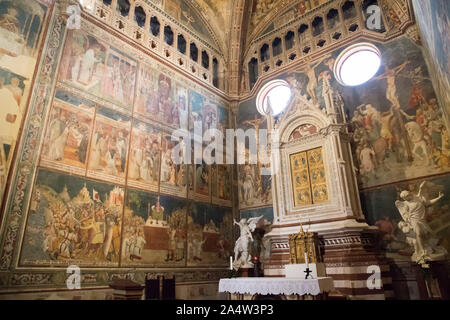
233,216,263,270
395,181,447,268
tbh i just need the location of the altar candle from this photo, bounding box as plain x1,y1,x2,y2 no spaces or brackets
304,253,309,266
230,256,233,270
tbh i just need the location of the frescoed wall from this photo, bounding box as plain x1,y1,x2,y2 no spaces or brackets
16,19,231,268
163,0,215,44
237,98,273,210
187,202,233,267
412,0,450,131
240,36,448,194
123,190,187,267
21,169,124,267
0,1,232,292
237,34,450,271
0,0,50,205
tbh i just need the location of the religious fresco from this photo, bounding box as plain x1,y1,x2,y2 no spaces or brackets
211,164,233,206
279,37,449,189
87,107,131,185
40,90,95,176
160,131,187,197
193,0,232,37
187,202,233,266
127,120,161,193
0,0,49,204
122,190,187,267
189,90,204,132
58,28,137,111
20,169,123,267
189,90,229,135
289,124,318,141
237,98,273,210
249,0,326,35
0,2,233,289
361,174,450,262
135,64,189,130
412,0,450,128
163,0,215,44
188,148,210,202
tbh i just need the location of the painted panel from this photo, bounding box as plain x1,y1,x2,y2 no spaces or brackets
122,190,187,266
127,119,161,193
308,148,328,204
187,202,232,266
160,131,187,196
290,151,311,207
237,98,272,209
20,169,123,267
40,90,95,176
135,64,189,130
58,29,137,111
0,0,49,204
87,107,131,185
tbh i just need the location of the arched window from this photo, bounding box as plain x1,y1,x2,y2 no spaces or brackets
260,44,269,62
202,51,209,69
285,31,295,51
342,1,357,20
150,16,160,36
164,26,174,46
298,24,309,41
190,43,198,62
248,58,259,90
326,9,340,29
256,80,292,116
117,0,130,17
134,6,146,28
312,17,324,36
177,34,186,54
362,0,385,33
272,38,282,57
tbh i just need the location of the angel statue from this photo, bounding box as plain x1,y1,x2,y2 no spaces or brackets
395,181,447,268
233,216,263,270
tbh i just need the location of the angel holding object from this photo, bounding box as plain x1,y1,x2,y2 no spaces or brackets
233,216,263,270
395,181,447,268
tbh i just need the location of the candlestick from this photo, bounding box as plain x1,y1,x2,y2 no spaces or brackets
304,252,309,267
230,256,233,270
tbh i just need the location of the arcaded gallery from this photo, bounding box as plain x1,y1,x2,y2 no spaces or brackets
0,0,448,302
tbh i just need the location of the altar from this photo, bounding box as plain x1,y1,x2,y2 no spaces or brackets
219,277,334,300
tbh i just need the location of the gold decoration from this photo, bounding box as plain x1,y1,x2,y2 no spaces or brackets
288,225,322,264
289,147,329,207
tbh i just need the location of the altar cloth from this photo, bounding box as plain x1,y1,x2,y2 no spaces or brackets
219,277,334,296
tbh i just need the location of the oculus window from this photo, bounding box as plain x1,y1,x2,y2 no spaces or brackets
334,43,381,86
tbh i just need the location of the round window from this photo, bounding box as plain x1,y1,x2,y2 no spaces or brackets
256,80,292,116
334,43,381,86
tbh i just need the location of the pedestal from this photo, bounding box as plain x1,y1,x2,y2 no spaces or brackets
109,279,144,300
264,225,392,299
